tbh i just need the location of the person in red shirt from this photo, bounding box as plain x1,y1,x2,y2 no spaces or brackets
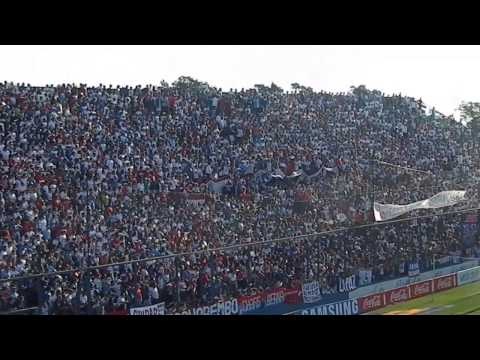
135,287,143,306
168,96,176,113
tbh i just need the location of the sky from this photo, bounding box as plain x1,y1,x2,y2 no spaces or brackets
1,45,479,119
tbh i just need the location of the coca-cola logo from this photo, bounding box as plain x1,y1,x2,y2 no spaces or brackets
413,282,430,296
389,288,409,303
436,277,453,290
362,294,382,310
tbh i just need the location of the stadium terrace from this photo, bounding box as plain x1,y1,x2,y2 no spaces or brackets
0,79,479,315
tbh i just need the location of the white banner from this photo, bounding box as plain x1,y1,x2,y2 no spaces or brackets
457,266,480,286
302,281,322,303
358,270,373,286
338,274,357,292
129,302,165,315
408,262,420,277
181,299,239,315
374,190,466,222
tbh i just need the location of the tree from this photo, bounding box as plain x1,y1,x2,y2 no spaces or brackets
254,84,267,91
350,85,368,97
172,76,209,91
270,82,284,93
458,101,480,137
290,83,313,93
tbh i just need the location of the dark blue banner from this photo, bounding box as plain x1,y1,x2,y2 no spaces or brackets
463,223,477,247
292,298,360,315
241,292,349,315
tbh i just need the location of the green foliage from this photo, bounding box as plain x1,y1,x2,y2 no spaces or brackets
254,84,267,91
270,82,284,93
290,83,313,93
458,101,480,135
350,85,368,97
350,85,383,98
172,76,209,90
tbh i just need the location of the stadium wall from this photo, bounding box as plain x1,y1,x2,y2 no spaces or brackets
356,263,480,314
357,274,457,314
456,266,480,286
348,260,478,300
127,261,479,315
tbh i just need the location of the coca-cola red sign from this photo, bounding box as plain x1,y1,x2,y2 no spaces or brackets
358,293,384,312
409,280,432,299
385,286,410,305
433,275,455,292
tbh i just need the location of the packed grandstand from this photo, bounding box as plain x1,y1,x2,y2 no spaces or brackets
0,78,479,315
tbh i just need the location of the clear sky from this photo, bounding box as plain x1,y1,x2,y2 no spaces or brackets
1,45,479,119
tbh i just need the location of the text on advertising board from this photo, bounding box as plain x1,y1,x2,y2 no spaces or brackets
385,286,410,305
129,302,165,315
409,280,432,299
297,299,359,315
358,293,384,313
433,275,455,292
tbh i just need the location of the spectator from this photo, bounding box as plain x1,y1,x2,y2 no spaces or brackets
0,79,478,314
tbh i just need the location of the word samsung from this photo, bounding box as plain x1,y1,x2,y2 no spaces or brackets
297,299,359,316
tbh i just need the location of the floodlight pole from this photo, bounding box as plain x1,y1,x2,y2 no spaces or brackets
431,253,436,303
370,158,375,220
461,121,465,184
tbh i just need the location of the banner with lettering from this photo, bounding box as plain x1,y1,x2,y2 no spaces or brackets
358,270,372,286
238,293,263,314
181,299,240,315
408,262,420,277
263,288,286,308
129,302,165,315
302,281,322,303
238,288,290,314
338,274,357,292
295,299,359,315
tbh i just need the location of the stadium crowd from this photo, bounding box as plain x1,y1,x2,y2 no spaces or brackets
1,78,480,314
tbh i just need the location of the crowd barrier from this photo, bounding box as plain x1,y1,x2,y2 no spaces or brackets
290,260,479,316
348,260,478,300
125,260,480,315
357,264,480,314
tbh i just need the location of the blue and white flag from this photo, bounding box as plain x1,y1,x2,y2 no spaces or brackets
408,262,420,277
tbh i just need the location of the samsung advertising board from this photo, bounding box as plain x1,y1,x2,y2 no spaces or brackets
292,299,359,316
247,291,348,315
